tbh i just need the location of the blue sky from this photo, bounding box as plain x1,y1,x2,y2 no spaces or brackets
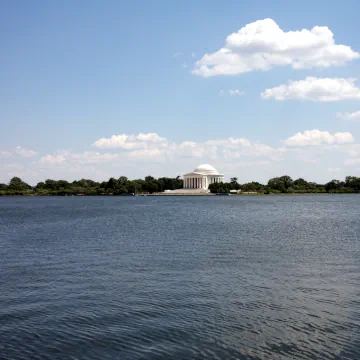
1,0,360,184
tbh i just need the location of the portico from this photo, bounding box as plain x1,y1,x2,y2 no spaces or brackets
183,164,224,190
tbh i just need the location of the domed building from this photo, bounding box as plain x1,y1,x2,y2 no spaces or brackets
183,164,224,190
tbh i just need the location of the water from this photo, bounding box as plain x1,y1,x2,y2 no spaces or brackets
0,195,360,360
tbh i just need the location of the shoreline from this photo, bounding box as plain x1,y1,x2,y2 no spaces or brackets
1,192,359,197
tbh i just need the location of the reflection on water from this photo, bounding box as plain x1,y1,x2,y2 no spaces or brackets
0,195,360,359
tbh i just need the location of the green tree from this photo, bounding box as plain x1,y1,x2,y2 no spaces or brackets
325,179,345,192
268,176,293,193
8,177,31,191
345,176,360,192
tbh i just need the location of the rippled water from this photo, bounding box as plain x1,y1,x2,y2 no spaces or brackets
1,195,360,359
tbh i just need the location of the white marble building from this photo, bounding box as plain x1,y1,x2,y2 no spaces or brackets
183,164,224,190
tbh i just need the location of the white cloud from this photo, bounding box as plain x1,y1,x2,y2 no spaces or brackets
193,18,359,77
0,147,37,158
345,158,360,166
15,146,37,157
219,89,246,96
205,137,251,147
0,151,12,158
92,133,168,149
262,77,360,102
39,151,119,166
284,129,354,146
5,163,24,170
229,89,246,96
344,144,360,157
328,167,341,172
128,148,165,159
337,110,360,120
39,153,68,165
173,52,181,58
4,131,360,185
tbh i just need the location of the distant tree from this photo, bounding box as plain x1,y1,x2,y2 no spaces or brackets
8,177,31,191
268,176,293,193
118,176,128,186
325,179,345,192
44,179,58,190
345,176,360,192
230,177,238,184
106,177,118,190
241,182,264,192
0,183,7,190
145,176,155,182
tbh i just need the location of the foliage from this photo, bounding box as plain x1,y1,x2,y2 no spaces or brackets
0,175,359,196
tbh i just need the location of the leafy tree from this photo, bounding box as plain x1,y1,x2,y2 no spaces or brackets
268,176,293,193
145,176,155,182
118,176,128,186
8,177,31,191
325,179,345,192
345,176,360,192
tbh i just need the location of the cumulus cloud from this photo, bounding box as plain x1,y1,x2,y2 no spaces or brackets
39,151,119,166
229,89,246,96
92,133,168,149
337,110,360,120
193,18,359,77
4,131,360,184
284,129,354,146
328,167,341,172
0,151,12,158
262,77,360,102
0,147,37,158
39,153,68,165
220,89,246,96
15,146,37,157
345,158,360,166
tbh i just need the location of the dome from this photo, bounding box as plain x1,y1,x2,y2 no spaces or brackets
193,164,219,175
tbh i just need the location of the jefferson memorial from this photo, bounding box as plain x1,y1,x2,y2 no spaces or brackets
183,164,224,190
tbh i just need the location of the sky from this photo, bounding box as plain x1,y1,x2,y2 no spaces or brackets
1,0,360,185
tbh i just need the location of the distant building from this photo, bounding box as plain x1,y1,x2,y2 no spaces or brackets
230,189,241,194
183,164,224,190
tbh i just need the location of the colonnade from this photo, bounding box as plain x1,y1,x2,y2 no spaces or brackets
183,176,223,189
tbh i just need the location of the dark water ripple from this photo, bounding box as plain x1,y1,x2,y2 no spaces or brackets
1,196,360,359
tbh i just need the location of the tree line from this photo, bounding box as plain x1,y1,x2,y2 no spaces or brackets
0,176,183,196
208,176,360,194
0,175,359,196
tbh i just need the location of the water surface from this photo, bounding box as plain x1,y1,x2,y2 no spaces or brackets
1,195,360,359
